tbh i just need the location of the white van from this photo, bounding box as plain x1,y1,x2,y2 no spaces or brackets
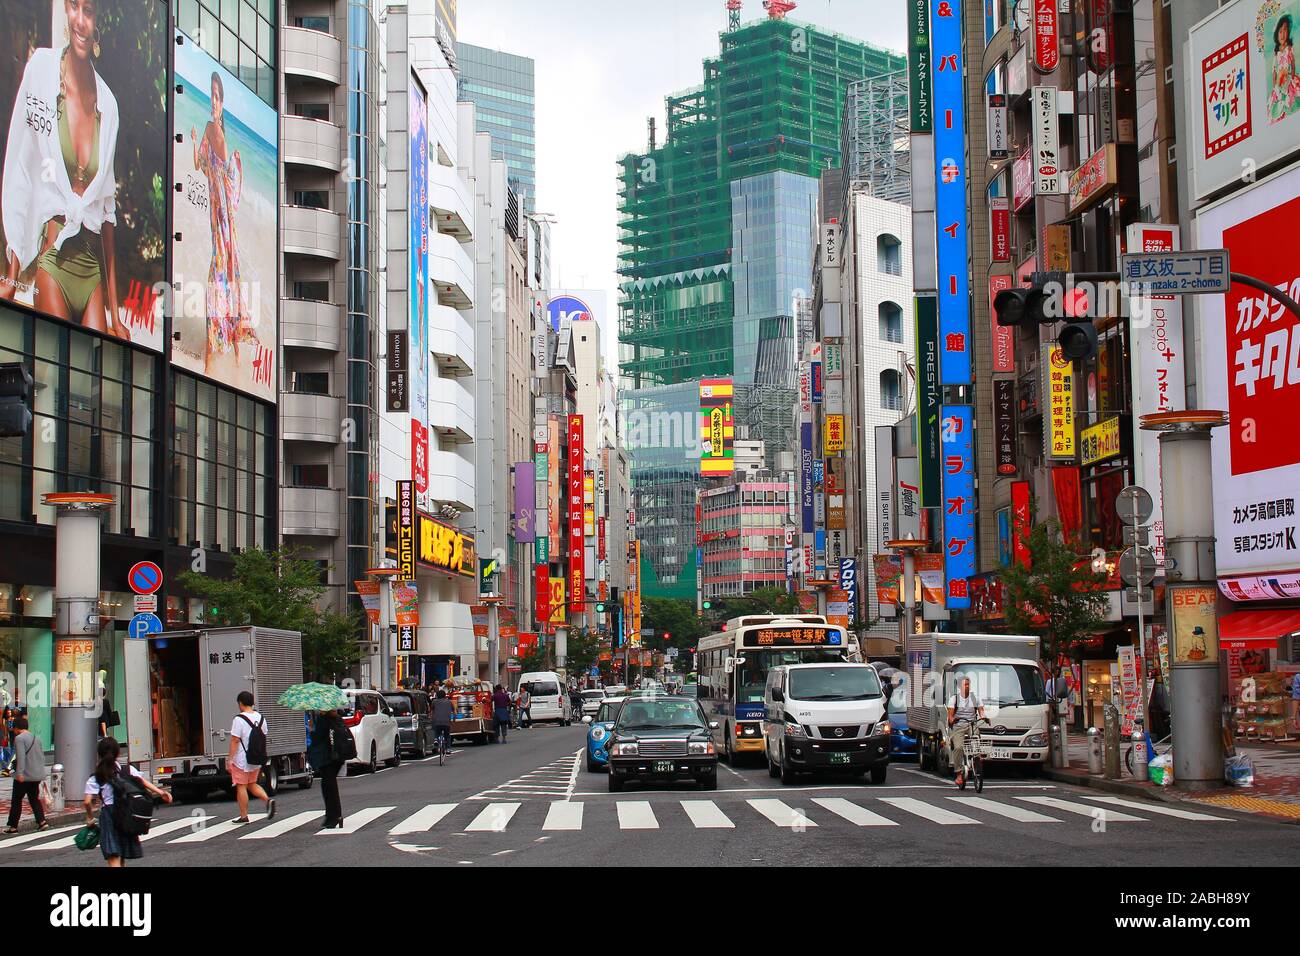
764,663,891,785
517,672,573,726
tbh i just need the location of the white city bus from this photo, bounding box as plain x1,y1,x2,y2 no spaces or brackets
697,615,859,762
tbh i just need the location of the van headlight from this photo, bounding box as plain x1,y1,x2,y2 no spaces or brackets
875,720,892,736
1024,733,1049,747
784,722,806,738
688,740,715,755
613,742,638,756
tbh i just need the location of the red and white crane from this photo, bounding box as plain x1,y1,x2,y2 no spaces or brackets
763,0,797,19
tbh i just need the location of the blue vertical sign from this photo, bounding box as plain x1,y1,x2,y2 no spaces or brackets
940,405,975,608
801,422,814,534
932,0,971,386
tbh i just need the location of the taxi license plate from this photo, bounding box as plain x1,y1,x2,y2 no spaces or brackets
829,752,851,765
652,761,674,773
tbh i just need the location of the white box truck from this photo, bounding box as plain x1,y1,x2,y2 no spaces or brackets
904,632,1051,776
122,626,313,800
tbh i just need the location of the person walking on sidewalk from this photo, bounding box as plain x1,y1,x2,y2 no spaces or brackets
306,709,351,829
228,691,275,824
83,737,172,867
517,685,532,729
3,717,48,833
492,684,512,743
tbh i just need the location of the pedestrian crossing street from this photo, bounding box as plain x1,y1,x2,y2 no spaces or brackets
3,791,1234,856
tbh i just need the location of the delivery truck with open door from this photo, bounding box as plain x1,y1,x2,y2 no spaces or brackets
123,626,312,801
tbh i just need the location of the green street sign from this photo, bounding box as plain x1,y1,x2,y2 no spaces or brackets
535,537,549,565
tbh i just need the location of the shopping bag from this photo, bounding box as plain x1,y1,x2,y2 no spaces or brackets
73,825,100,851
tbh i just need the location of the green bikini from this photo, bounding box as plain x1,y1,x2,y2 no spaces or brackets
37,100,103,320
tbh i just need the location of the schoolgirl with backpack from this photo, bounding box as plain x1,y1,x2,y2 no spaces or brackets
81,736,173,866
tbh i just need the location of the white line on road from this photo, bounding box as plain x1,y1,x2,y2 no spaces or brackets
945,796,1062,823
747,798,817,828
570,782,1055,798
680,800,735,829
812,797,898,826
242,810,323,839
1076,795,1234,821
389,804,458,835
1017,796,1146,821
318,806,395,835
466,803,521,832
2,824,83,850
617,801,659,829
170,813,268,843
542,801,584,830
878,797,978,825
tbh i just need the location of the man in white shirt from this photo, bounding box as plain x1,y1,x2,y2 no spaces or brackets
946,675,986,788
228,691,275,823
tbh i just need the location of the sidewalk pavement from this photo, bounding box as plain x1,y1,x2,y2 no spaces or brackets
0,766,85,834
1044,732,1300,822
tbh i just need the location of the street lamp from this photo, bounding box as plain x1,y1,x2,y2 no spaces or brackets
887,537,927,649
365,565,401,690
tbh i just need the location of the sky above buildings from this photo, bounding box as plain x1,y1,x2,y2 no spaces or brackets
458,0,907,368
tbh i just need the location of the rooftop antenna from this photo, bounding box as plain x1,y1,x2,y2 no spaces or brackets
727,0,742,30
763,0,796,19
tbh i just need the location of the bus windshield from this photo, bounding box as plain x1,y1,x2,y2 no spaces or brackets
735,648,845,703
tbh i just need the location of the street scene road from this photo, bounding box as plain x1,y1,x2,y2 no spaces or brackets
8,725,1292,868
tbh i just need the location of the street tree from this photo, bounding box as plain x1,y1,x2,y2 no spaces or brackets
641,597,704,651
714,586,798,620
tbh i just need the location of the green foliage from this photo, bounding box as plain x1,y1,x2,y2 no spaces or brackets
563,628,603,679
714,586,798,621
516,644,550,675
999,518,1110,668
642,597,704,651
178,547,364,682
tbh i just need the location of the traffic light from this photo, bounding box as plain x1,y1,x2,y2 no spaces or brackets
702,599,712,611
993,278,1099,361
992,286,1050,327
0,363,33,438
1058,320,1099,360
595,601,607,614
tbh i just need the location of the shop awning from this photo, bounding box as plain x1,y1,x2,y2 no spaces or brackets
1217,608,1300,647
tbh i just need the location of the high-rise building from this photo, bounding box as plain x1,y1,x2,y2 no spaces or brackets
616,16,904,599
456,43,537,215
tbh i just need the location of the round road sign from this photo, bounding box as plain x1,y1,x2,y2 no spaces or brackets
128,561,163,595
1119,546,1157,587
1115,485,1153,525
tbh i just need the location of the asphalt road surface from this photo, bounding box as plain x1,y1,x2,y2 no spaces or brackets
7,723,1293,867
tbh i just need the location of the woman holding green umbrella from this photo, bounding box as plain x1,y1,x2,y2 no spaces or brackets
279,684,354,829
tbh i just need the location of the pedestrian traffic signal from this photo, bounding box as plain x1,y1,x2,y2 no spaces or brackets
0,363,33,438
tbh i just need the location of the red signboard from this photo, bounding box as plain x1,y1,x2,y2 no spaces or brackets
1012,480,1032,568
989,274,1015,373
1033,0,1059,73
990,197,1011,262
568,415,586,612
535,564,550,630
1013,148,1034,212
411,420,429,497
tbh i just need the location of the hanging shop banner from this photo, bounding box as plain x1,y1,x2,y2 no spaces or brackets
989,274,1015,373
932,0,971,386
397,480,416,579
393,582,419,628
874,554,903,609
1031,86,1062,195
515,461,536,544
1052,465,1084,544
839,557,858,624
408,75,429,426
1170,585,1218,664
699,378,736,475
802,422,815,534
908,0,932,133
990,197,1011,262
1012,480,1032,567
1068,142,1118,215
995,379,1018,476
535,564,550,629
1012,147,1034,212
412,421,429,499
1125,223,1185,566
915,297,941,508
1044,344,1076,460
918,552,947,612
1080,417,1123,468
549,577,567,626
1033,0,1059,73
875,426,895,552
354,580,381,625
987,93,1009,159
824,414,846,455
940,405,975,609
896,457,921,540
568,415,586,612
1087,0,1114,75
997,509,1012,567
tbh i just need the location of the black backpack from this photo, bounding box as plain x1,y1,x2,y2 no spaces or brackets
239,713,269,767
330,721,357,763
110,771,155,836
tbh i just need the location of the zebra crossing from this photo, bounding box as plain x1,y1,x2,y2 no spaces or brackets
1,789,1235,857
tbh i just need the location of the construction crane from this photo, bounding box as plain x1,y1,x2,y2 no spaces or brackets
727,0,742,30
763,0,796,19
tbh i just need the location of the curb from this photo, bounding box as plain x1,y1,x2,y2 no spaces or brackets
1046,766,1300,824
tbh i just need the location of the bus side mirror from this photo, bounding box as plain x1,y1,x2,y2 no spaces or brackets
724,657,736,675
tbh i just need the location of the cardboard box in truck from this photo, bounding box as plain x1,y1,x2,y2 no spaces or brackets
123,626,312,799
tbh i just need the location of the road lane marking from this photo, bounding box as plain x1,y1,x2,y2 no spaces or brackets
1017,796,1146,821
318,806,394,835
747,798,816,828
542,801,584,830
466,803,521,832
389,804,458,835
170,813,268,843
812,797,898,826
616,801,659,829
945,796,1062,823
1,824,84,850
681,800,734,828
1076,795,1233,822
879,797,977,825
242,810,323,839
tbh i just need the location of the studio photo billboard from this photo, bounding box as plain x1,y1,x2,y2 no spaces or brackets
172,29,278,401
0,0,168,349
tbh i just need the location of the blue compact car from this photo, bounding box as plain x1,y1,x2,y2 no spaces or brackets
585,697,625,772
888,678,919,758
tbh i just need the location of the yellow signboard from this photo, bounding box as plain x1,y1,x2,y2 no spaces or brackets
418,514,476,577
1045,345,1075,460
824,414,846,455
1080,416,1122,467
549,577,566,624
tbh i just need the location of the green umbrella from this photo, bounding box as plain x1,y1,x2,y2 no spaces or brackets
277,682,348,712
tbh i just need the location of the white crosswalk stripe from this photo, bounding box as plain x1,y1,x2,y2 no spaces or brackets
170,812,268,843
748,798,817,828
542,801,584,830
617,801,659,829
1,824,83,850
945,796,1062,823
242,810,322,839
1017,795,1146,821
812,797,897,826
879,797,978,825
1076,795,1234,822
389,803,457,835
26,814,215,851
466,803,520,832
681,800,734,829
319,806,394,835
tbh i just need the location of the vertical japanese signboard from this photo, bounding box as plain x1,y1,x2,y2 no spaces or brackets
932,0,971,385
535,564,550,630
699,378,735,475
908,0,932,132
1033,0,1059,73
1032,86,1062,195
915,297,942,508
989,274,1015,372
397,480,415,580
1044,344,1076,460
995,379,1018,475
987,93,1008,158
568,415,586,611
990,196,1011,263
940,405,975,609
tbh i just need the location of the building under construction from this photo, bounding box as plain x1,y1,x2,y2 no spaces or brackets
616,8,903,599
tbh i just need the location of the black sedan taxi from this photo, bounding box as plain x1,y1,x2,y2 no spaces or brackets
606,694,719,792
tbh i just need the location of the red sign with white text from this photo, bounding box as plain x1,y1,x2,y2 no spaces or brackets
1033,0,1059,73
535,564,550,630
990,274,1015,373
990,197,1011,262
411,420,429,497
568,415,586,612
1012,480,1032,568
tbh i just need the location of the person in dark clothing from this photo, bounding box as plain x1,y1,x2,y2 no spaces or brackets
431,690,453,753
492,684,511,743
4,717,48,832
307,709,348,829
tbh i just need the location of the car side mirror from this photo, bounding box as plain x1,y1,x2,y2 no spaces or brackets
582,715,593,724
709,721,719,730
771,688,784,702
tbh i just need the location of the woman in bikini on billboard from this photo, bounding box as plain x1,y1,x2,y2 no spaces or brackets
0,0,126,339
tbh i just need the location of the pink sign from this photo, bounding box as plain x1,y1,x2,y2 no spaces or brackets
990,274,1015,373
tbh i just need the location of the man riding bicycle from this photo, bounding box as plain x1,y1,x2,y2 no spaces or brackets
431,689,454,756
946,675,986,788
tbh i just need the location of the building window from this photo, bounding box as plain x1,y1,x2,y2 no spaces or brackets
879,301,903,343
289,464,329,488
290,371,330,395
880,369,903,411
877,234,902,276
293,15,330,32
293,103,330,121
291,280,330,302
292,190,330,210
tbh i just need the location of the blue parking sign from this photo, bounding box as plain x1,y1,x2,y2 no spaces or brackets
128,613,163,639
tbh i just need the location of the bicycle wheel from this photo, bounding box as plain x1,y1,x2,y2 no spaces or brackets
973,755,984,793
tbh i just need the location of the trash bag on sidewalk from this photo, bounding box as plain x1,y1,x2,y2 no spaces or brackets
1148,752,1174,786
1224,754,1255,787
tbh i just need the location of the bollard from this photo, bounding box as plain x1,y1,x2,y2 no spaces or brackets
1087,728,1103,774
1132,728,1149,781
1103,704,1121,779
49,763,65,813
1054,718,1069,766
1049,723,1064,767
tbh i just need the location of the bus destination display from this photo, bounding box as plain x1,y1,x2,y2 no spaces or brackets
747,627,841,647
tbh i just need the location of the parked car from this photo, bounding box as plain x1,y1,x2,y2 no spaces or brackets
583,696,625,772
341,688,400,773
887,675,918,758
607,695,718,792
580,688,608,718
384,689,435,758
517,671,573,726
